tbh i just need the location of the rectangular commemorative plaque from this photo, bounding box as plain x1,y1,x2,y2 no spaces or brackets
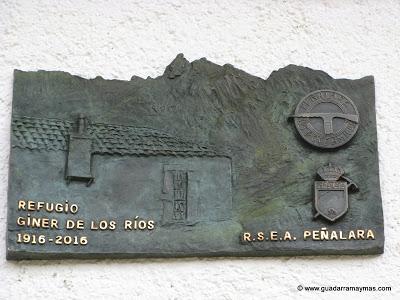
6,54,384,259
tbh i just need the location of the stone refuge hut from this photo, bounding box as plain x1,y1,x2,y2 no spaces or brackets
10,115,232,225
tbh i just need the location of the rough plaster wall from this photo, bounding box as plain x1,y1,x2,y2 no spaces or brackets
0,0,399,299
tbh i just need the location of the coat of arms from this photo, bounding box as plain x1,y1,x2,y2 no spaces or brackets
314,163,359,222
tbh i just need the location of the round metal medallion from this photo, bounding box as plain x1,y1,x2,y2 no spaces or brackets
292,90,359,149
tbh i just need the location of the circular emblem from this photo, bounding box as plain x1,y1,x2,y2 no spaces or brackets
292,90,359,149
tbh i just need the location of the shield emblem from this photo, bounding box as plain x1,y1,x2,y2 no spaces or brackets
314,181,348,222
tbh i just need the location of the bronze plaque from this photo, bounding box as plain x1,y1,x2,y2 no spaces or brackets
6,55,384,259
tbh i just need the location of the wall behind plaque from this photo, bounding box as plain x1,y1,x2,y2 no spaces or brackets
0,0,399,299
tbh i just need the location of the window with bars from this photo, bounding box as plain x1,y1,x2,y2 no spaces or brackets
172,171,188,221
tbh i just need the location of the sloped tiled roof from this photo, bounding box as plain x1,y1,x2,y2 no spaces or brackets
12,116,226,158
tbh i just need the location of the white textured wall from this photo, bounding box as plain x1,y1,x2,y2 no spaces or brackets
1,1,399,299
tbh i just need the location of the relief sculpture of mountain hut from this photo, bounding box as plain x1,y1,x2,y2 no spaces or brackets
11,115,233,226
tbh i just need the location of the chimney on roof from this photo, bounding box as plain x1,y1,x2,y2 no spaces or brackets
65,114,94,187
77,114,87,135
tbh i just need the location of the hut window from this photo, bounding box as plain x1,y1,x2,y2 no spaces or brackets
172,171,188,221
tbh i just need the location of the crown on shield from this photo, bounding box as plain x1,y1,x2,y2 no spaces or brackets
317,163,344,181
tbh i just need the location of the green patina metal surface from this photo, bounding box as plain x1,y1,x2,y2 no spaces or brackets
6,54,383,259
